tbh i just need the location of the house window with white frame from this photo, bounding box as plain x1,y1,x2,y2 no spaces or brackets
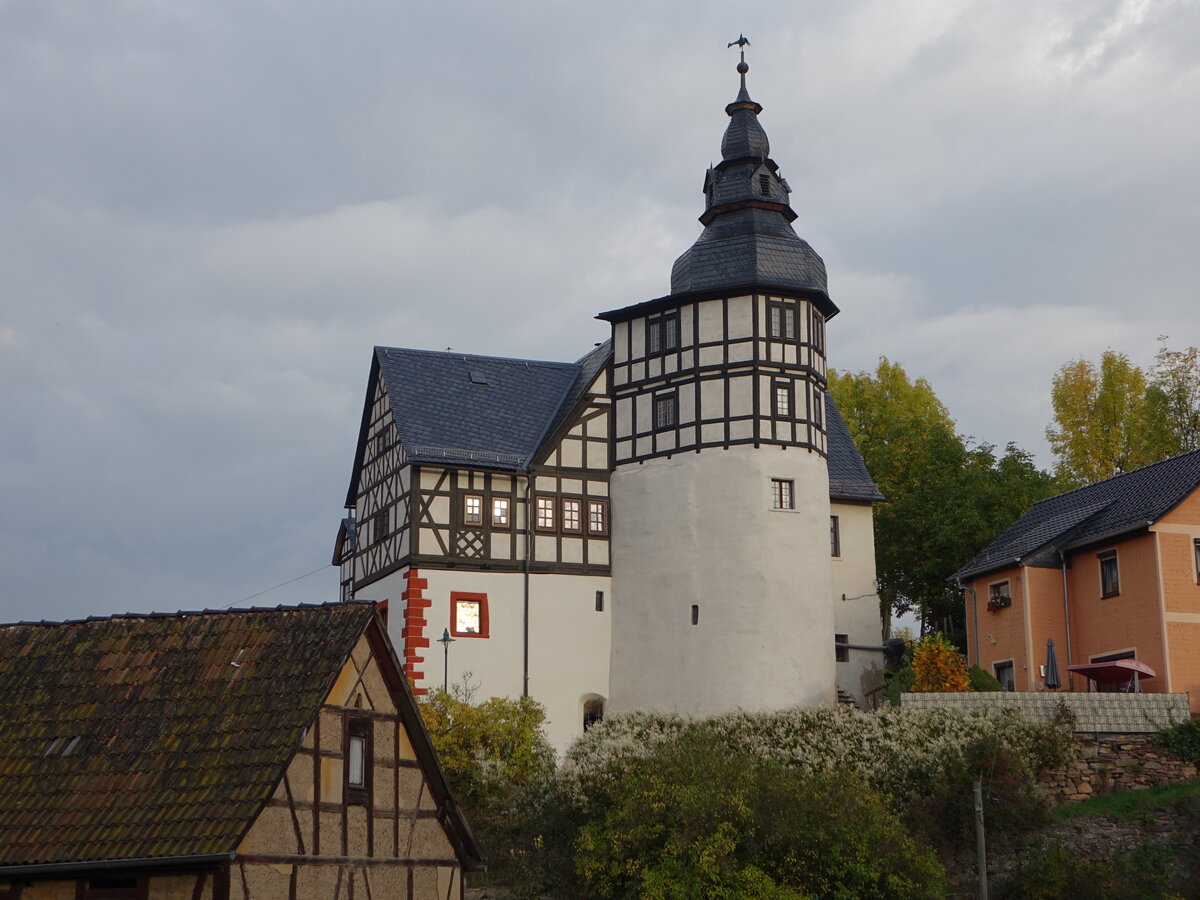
562,498,582,532
463,494,483,526
492,496,510,528
536,496,555,530
588,500,609,535
771,478,794,510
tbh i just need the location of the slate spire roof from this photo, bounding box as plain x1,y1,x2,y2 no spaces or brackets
668,54,836,316
955,448,1200,580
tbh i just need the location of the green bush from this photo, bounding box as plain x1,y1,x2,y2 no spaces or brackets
1156,715,1200,765
574,726,949,900
993,839,1176,900
968,663,1004,691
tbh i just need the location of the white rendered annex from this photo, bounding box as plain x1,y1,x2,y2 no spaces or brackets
335,54,886,754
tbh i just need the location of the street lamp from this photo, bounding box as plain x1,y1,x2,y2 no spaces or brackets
437,628,456,693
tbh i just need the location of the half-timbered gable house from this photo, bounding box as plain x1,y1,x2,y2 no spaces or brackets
338,344,613,752
0,603,483,900
338,54,887,752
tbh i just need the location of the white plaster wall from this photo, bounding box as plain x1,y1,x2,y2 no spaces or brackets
830,501,884,706
609,444,836,716
367,568,611,755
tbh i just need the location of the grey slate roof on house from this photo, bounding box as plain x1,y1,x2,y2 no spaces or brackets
374,346,582,469
355,342,881,505
955,449,1200,580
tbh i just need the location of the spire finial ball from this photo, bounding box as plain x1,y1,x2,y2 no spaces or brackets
737,60,748,74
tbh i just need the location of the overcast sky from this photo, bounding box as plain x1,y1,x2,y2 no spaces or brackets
3,1,1198,623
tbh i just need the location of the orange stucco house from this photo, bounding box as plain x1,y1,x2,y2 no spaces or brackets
955,449,1200,711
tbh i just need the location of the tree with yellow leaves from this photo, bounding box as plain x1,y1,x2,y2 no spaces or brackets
911,632,970,693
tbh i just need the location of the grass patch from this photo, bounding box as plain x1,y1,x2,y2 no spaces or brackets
1051,779,1200,821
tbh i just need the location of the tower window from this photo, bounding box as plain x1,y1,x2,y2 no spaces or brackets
451,592,489,637
812,389,824,427
830,516,840,557
654,393,677,430
647,313,679,356
759,173,770,196
767,301,796,340
771,479,794,510
1099,550,1120,597
595,590,604,612
774,381,792,418
492,496,510,528
691,604,699,625
835,633,849,663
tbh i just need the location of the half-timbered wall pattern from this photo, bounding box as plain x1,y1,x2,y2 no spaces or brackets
610,293,829,465
233,634,461,900
352,377,412,590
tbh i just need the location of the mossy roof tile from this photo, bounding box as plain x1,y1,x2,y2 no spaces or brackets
0,602,375,867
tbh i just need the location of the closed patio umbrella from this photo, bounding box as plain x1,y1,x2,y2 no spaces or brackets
1044,638,1062,690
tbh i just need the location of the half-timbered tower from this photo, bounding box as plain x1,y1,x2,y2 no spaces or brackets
337,52,886,752
599,55,862,716
337,345,613,752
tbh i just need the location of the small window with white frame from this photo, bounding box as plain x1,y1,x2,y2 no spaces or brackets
770,478,794,510
492,496,510,528
588,500,609,535
462,494,483,526
654,393,677,430
562,498,582,532
773,381,792,418
536,496,555,531
345,718,371,803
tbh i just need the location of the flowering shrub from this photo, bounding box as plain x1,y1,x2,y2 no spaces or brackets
563,704,1071,812
911,632,970,692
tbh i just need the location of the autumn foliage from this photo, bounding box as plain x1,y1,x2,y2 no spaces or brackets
911,633,970,693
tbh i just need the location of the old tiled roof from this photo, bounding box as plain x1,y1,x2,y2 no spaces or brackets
955,448,1200,580
0,603,375,869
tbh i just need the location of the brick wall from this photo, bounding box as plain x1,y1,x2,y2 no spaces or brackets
900,691,1191,733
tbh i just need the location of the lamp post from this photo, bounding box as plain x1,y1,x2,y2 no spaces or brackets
437,628,456,693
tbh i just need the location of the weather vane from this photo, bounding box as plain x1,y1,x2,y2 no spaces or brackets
727,34,750,56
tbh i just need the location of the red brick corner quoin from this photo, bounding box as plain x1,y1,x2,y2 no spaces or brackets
400,568,431,695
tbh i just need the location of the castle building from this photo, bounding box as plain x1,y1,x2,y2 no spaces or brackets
335,54,885,752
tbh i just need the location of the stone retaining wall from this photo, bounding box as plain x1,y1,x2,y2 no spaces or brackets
1041,733,1198,803
901,691,1191,733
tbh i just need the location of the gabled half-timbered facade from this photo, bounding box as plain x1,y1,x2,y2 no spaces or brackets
338,54,886,752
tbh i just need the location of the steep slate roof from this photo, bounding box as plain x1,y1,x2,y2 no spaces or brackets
355,342,880,504
375,346,582,469
955,449,1200,580
826,395,885,503
0,602,481,873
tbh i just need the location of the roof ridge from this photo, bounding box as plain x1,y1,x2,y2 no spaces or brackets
2,600,373,629
375,345,577,369
1032,447,1200,507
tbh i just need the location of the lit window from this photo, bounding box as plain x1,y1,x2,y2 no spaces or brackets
830,516,840,557
347,734,366,787
536,496,555,530
492,496,510,527
562,499,582,532
774,382,792,418
654,394,676,430
463,494,483,525
588,500,609,535
771,479,794,510
451,592,489,637
767,302,796,340
345,718,371,802
1099,550,1119,597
